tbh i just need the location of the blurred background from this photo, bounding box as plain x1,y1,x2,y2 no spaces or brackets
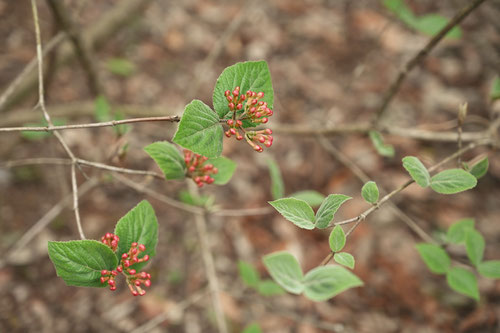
1,0,500,332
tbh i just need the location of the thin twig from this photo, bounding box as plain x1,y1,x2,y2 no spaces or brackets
374,0,488,123
71,163,85,239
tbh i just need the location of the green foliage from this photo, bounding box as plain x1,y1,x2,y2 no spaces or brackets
402,156,430,187
256,280,285,296
207,157,237,185
106,57,136,77
48,240,118,287
465,229,485,267
478,261,500,279
491,76,500,101
21,118,66,140
430,169,477,194
446,218,474,244
329,226,346,252
144,141,186,180
268,198,315,230
415,243,450,274
95,95,111,122
242,323,262,333
303,265,363,302
469,157,489,179
178,190,214,208
267,158,285,200
315,194,351,229
173,100,223,158
238,260,285,296
334,252,355,269
446,267,479,300
213,61,273,119
361,181,379,204
289,190,325,208
114,200,159,271
369,130,395,157
262,251,304,294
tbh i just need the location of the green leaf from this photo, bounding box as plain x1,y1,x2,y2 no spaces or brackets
94,95,111,122
469,157,488,179
178,190,213,208
369,130,395,157
415,243,450,274
465,229,485,267
242,323,262,333
48,240,118,287
144,141,186,180
383,0,417,26
114,200,159,271
402,156,431,187
478,260,500,279
303,265,363,301
267,158,285,200
257,280,285,296
446,218,475,244
491,76,500,101
446,267,479,300
413,14,462,39
430,169,477,194
315,194,351,229
207,156,236,185
21,118,66,140
213,60,274,119
262,251,304,294
173,100,223,158
289,190,325,208
334,252,355,269
361,181,379,204
238,261,260,288
269,198,315,230
329,226,346,252
112,111,131,136
106,57,136,77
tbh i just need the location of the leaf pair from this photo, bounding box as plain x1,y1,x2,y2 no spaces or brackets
173,61,273,158
48,200,159,287
329,226,355,269
238,261,284,296
262,251,363,301
269,194,351,230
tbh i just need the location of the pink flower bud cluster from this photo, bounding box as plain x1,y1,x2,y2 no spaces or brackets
224,119,243,140
100,269,119,291
245,92,273,124
245,129,273,152
184,150,218,187
101,232,119,252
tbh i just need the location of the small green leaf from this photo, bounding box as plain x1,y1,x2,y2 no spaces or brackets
315,194,351,229
144,141,186,180
173,100,223,158
369,131,395,157
238,261,260,288
329,226,346,252
178,190,213,207
361,181,379,204
21,118,66,140
383,0,417,27
402,156,431,187
416,243,450,274
465,229,485,267
207,156,236,185
267,158,285,200
112,111,131,136
303,265,363,301
269,198,315,230
213,61,273,119
257,280,285,296
478,260,500,279
469,157,488,180
94,95,111,122
413,14,461,39
262,251,304,294
334,252,355,269
106,57,136,77
48,240,118,287
446,218,475,244
446,267,479,300
491,76,500,101
114,200,159,271
430,169,477,194
289,190,325,208
242,323,262,333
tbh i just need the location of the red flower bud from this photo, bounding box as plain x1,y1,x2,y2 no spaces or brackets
138,244,146,252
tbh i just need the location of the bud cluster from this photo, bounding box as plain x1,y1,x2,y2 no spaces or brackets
101,232,120,252
184,150,218,187
224,119,243,140
120,242,150,268
245,129,273,152
127,271,152,296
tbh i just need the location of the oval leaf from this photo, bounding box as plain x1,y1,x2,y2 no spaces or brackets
446,267,479,300
207,156,236,185
262,251,304,294
402,156,430,187
267,158,284,200
361,181,379,204
446,218,475,244
329,226,346,252
48,240,118,287
369,130,395,157
478,260,500,279
465,229,485,267
144,141,186,180
334,252,355,269
114,200,159,271
173,100,223,158
469,157,488,180
415,243,450,274
430,169,477,194
213,61,274,119
269,198,315,230
315,194,351,229
289,190,325,208
257,280,285,296
303,265,363,301
238,261,260,288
